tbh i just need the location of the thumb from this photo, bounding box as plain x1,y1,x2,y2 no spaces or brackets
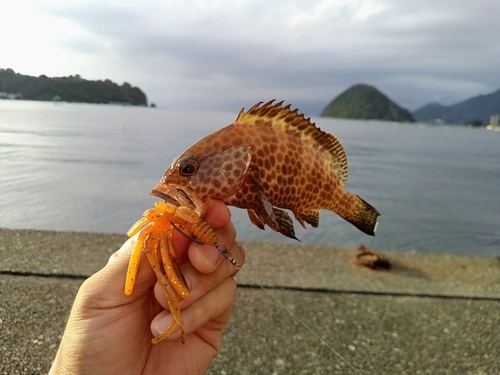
79,236,156,308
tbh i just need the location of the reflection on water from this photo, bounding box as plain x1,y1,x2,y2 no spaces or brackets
1,100,499,256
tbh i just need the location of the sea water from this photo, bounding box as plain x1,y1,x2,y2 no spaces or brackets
1,100,499,256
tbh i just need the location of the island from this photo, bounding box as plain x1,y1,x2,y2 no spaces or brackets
320,84,415,122
0,68,147,106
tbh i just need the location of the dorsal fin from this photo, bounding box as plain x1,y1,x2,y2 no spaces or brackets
235,100,348,186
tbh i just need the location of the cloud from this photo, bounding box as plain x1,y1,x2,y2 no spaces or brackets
3,0,500,114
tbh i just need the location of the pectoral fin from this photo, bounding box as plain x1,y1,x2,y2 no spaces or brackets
243,166,298,240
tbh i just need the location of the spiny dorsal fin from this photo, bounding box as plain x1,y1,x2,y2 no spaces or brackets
236,100,348,186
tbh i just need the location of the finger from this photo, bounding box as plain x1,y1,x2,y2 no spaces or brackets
188,221,236,274
183,241,245,306
171,199,231,260
203,199,232,228
151,277,237,340
154,241,245,311
81,235,156,308
108,237,132,264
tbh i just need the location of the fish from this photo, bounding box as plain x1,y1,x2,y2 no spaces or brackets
151,100,380,240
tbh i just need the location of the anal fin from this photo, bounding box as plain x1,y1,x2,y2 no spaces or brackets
294,210,320,228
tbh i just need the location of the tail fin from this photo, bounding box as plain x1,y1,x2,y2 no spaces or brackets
344,196,380,236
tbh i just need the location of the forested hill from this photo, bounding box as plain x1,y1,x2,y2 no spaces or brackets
320,84,414,122
0,68,147,106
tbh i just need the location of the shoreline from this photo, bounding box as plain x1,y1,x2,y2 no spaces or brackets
2,227,500,298
1,224,497,258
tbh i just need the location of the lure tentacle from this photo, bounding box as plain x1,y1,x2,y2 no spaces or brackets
124,223,152,295
125,202,229,344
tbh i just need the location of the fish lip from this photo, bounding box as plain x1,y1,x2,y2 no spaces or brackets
150,187,196,210
149,188,179,206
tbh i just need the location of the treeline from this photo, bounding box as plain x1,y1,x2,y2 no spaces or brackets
0,68,147,106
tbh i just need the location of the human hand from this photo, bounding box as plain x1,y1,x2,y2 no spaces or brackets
49,200,245,375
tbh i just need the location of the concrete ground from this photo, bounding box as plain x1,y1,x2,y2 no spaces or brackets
1,227,499,374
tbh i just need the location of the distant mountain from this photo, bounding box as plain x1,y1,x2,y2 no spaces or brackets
413,88,500,125
0,68,147,106
320,84,415,122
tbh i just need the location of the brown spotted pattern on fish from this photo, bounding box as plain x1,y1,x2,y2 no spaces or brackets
151,100,380,240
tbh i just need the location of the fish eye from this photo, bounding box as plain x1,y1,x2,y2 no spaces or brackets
179,160,198,176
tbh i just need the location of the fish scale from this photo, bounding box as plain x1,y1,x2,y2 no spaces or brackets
151,100,380,240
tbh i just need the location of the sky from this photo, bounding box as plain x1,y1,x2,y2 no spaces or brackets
1,0,500,115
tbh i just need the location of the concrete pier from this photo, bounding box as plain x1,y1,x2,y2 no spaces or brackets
1,228,499,374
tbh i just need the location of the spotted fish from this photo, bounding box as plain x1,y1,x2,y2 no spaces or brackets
151,100,380,240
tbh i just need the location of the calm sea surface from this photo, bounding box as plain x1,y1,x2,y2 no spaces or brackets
1,100,499,256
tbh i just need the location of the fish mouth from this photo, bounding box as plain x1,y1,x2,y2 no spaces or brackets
150,186,197,210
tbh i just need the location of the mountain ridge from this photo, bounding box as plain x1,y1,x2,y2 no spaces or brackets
413,88,500,125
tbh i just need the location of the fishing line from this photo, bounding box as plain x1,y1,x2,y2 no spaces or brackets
235,264,361,373
182,222,362,372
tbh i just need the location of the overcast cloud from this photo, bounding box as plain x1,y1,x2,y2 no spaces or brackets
2,0,500,114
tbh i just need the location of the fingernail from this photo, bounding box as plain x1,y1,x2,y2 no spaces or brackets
153,310,175,336
184,274,192,291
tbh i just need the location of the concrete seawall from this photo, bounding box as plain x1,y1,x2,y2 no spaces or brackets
1,228,499,374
